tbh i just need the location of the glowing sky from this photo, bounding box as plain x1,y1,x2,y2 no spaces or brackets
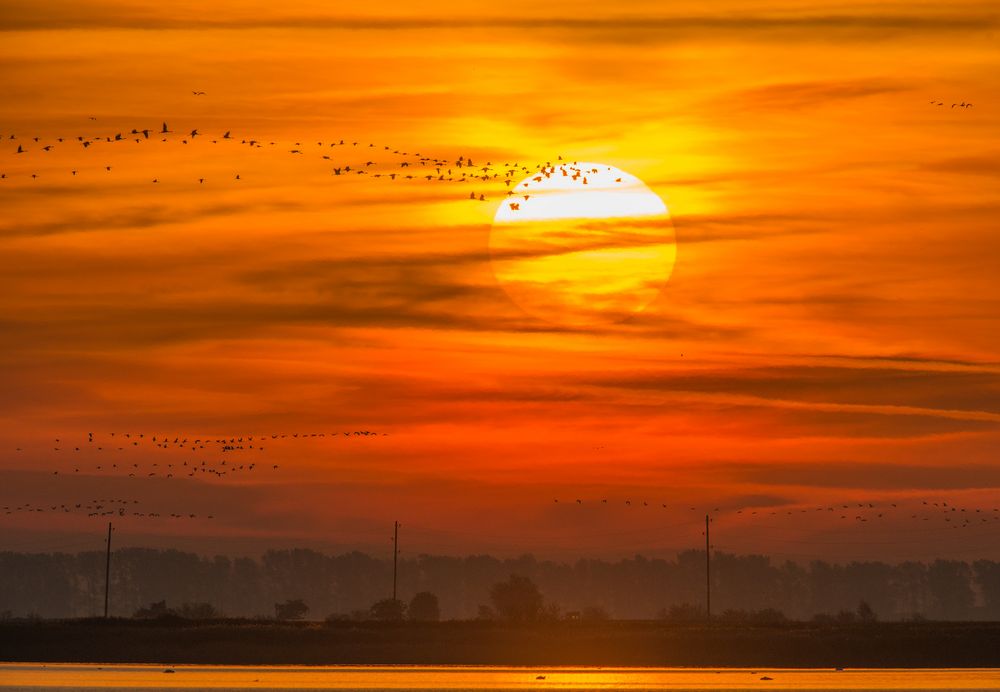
1,0,999,560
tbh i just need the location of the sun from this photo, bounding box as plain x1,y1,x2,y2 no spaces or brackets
489,162,676,327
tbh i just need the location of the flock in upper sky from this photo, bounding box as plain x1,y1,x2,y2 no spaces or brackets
1,96,980,193
0,116,612,208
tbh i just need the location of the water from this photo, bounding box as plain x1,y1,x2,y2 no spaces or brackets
1,664,999,690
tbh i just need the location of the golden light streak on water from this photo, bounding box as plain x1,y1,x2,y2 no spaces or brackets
2,664,1000,690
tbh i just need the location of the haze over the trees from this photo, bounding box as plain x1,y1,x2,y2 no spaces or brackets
3,547,999,622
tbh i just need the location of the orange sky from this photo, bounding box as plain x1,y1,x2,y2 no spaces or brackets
1,0,999,561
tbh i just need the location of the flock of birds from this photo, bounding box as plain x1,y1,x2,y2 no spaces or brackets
552,496,1000,532
1,98,991,542
0,116,603,205
4,430,384,523
1,93,981,191
2,498,211,520
929,100,974,109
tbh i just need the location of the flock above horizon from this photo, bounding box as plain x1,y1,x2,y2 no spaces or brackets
3,428,999,541
4,430,384,523
1,93,994,551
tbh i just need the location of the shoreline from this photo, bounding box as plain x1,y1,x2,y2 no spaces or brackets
2,620,1000,667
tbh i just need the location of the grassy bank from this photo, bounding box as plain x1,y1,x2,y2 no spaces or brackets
3,620,1000,667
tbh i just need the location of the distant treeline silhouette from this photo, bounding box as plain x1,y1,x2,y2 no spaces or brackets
2,548,1000,621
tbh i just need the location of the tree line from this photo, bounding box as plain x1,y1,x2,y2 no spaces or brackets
2,548,1000,621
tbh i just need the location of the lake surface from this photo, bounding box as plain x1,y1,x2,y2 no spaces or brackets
1,664,999,690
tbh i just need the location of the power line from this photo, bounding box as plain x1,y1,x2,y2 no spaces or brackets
103,521,112,618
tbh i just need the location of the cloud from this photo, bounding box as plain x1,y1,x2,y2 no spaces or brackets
727,79,912,111
712,460,1000,491
0,3,994,36
578,364,1000,428
669,211,833,245
921,154,1000,178
0,199,303,238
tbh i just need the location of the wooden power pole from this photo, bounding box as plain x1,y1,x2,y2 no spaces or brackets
103,522,112,618
392,520,399,601
705,514,711,620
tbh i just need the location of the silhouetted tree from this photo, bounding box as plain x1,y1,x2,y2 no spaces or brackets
408,592,440,621
133,600,170,618
857,600,877,623
928,560,974,619
274,598,309,620
973,560,1000,619
490,574,543,622
370,598,406,621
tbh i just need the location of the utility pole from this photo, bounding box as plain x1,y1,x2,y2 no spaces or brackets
705,514,711,621
392,520,399,602
103,522,112,618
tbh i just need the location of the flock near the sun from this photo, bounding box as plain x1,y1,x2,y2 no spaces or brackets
1,96,980,191
0,118,608,205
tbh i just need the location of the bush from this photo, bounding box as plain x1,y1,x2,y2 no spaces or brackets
659,603,705,624
408,592,440,622
177,602,218,620
490,574,544,622
581,605,610,622
133,600,170,619
752,608,787,625
370,598,406,621
835,609,857,624
857,600,877,623
274,599,309,620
